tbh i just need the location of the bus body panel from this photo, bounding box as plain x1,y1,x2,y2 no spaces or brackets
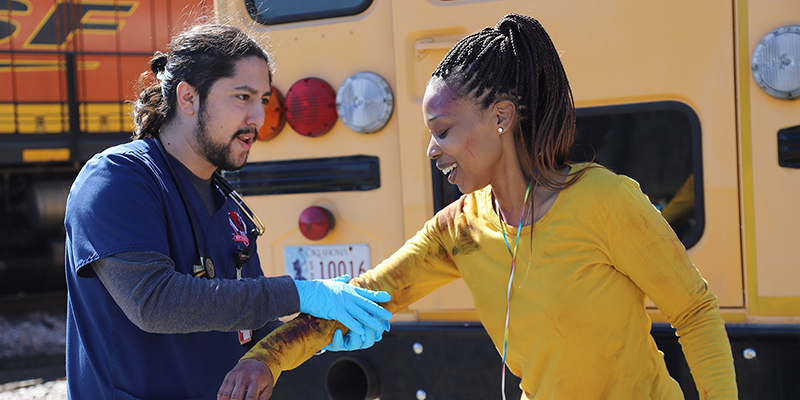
218,0,409,285
227,0,745,316
742,0,800,315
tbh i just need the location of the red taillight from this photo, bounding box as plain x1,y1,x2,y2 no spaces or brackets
285,78,338,137
258,85,286,141
299,206,335,240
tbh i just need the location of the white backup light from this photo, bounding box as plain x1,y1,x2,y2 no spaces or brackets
751,25,800,100
336,71,394,133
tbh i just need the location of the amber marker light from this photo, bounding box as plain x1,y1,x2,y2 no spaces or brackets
258,85,287,141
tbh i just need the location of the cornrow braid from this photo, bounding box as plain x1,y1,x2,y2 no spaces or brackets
432,13,587,191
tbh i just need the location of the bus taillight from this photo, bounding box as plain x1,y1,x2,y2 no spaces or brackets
285,78,338,137
299,206,335,240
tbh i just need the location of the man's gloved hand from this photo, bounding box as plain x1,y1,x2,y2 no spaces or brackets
294,275,391,336
323,317,391,352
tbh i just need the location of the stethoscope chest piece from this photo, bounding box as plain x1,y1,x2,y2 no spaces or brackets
192,257,216,279
204,257,216,279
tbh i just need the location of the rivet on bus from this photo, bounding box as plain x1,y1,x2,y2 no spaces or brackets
257,85,287,141
299,206,335,240
285,78,338,137
336,71,394,133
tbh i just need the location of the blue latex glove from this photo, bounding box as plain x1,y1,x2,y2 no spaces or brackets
320,276,391,352
323,318,391,352
295,275,391,335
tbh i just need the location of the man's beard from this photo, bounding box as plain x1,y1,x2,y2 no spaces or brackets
193,107,253,172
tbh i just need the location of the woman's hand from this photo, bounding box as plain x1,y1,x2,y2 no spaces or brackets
217,359,274,400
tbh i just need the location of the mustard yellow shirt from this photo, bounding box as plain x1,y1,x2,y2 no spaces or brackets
244,164,737,399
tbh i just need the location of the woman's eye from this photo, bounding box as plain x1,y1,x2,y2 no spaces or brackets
438,129,450,139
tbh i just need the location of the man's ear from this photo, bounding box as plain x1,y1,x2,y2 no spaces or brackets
175,81,199,116
495,99,516,134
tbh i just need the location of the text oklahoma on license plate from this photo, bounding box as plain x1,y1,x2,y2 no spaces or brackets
284,243,371,280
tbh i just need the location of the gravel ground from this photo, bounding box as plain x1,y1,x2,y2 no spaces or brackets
0,312,66,360
0,310,67,399
0,379,66,400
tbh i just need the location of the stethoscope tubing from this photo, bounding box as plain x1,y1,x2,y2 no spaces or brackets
153,137,265,278
153,137,213,276
212,171,265,237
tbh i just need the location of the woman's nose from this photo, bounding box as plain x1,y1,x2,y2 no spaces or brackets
427,137,441,159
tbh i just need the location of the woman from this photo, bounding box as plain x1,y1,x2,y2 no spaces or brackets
218,14,737,400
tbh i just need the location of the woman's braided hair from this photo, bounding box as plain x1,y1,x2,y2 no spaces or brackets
432,13,586,191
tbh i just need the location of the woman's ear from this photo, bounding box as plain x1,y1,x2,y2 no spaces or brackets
495,99,516,134
175,81,199,116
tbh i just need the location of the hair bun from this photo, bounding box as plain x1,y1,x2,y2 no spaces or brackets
496,13,537,36
150,52,168,74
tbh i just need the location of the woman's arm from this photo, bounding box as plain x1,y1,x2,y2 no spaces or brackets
228,218,462,390
607,178,737,399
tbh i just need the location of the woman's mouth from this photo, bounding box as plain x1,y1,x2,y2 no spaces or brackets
442,163,458,183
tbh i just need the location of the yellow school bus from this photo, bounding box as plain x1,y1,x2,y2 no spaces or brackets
216,0,799,398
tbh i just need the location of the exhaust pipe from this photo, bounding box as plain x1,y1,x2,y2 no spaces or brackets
324,356,381,400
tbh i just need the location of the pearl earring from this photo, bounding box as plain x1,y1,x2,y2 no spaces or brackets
498,127,504,133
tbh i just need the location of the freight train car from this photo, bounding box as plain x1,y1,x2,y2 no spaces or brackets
0,0,210,295
215,0,800,398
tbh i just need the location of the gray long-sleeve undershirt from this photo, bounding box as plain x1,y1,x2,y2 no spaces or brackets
92,251,299,334
90,160,299,335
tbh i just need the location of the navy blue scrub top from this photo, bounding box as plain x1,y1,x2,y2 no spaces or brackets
65,138,263,399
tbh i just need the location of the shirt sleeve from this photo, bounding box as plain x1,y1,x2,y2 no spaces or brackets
242,216,462,383
606,178,737,399
92,251,300,333
67,150,173,275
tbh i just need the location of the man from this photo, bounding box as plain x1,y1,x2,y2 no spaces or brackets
65,24,390,400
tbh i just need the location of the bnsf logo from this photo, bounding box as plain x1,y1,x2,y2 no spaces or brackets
0,0,137,49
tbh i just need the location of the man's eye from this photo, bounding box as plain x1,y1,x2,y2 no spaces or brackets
261,98,270,105
237,94,250,101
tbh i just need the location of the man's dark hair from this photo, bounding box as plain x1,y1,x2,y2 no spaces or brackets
132,24,271,139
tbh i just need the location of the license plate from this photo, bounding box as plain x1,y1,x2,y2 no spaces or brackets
284,243,371,280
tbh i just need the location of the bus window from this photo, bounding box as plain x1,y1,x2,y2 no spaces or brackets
246,0,372,25
431,101,703,248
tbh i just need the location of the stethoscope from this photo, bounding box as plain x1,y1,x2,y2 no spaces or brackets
153,137,265,279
